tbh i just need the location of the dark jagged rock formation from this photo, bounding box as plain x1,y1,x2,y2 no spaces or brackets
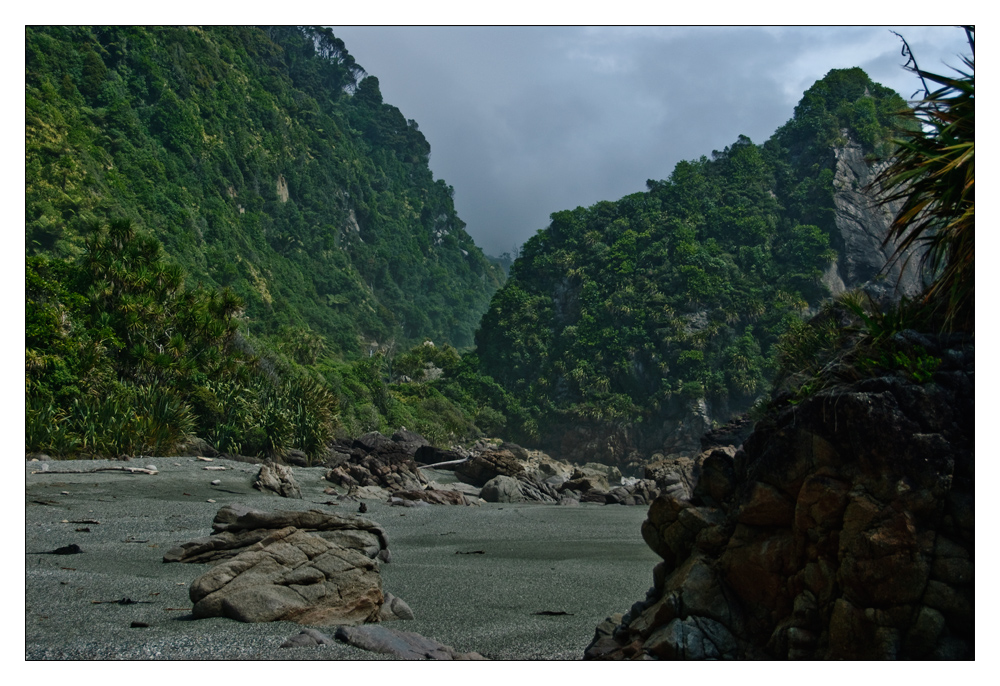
324,432,428,492
586,333,973,660
454,449,525,486
700,414,753,452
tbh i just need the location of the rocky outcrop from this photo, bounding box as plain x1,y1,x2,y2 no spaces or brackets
392,428,431,455
163,504,391,564
413,445,467,467
454,449,525,486
553,424,639,473
324,432,427,492
700,414,753,452
642,446,737,504
253,462,302,498
188,526,385,625
519,448,574,482
586,333,973,660
171,505,412,626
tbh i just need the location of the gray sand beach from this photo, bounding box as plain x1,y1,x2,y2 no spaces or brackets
25,457,659,660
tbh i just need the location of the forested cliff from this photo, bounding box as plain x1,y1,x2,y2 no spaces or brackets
26,26,503,353
23,30,932,466
475,68,917,468
25,26,511,458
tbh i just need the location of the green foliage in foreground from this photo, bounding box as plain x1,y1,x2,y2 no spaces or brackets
26,221,515,458
772,29,975,408
25,25,504,356
769,291,944,409
875,29,974,332
475,68,910,443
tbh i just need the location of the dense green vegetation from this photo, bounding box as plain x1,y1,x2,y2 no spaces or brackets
475,68,911,448
26,217,520,458
26,26,503,353
875,31,974,332
772,29,974,404
25,26,516,459
28,24,960,465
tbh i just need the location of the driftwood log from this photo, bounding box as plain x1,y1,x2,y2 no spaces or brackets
29,466,159,475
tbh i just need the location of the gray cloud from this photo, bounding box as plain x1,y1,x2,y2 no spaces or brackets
330,26,972,257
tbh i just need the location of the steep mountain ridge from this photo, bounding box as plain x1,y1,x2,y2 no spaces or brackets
25,26,504,355
475,68,919,468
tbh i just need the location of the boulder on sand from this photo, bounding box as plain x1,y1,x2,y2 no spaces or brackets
480,475,524,503
325,440,426,492
188,526,384,626
455,449,525,487
253,462,302,499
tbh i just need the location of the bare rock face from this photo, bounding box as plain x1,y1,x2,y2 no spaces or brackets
392,428,431,455
253,462,301,498
588,333,973,660
829,133,925,303
188,526,384,626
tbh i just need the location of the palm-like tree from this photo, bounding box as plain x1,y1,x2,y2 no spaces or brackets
876,27,974,331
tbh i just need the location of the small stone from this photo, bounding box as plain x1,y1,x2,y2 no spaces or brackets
204,466,226,471
130,621,150,628
61,491,70,495
211,479,221,486
196,456,214,462
52,544,83,555
146,465,158,472
207,499,216,503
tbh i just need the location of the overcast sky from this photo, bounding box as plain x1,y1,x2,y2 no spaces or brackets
329,26,972,257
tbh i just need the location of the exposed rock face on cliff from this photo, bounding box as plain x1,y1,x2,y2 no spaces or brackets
828,133,926,303
586,332,973,660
